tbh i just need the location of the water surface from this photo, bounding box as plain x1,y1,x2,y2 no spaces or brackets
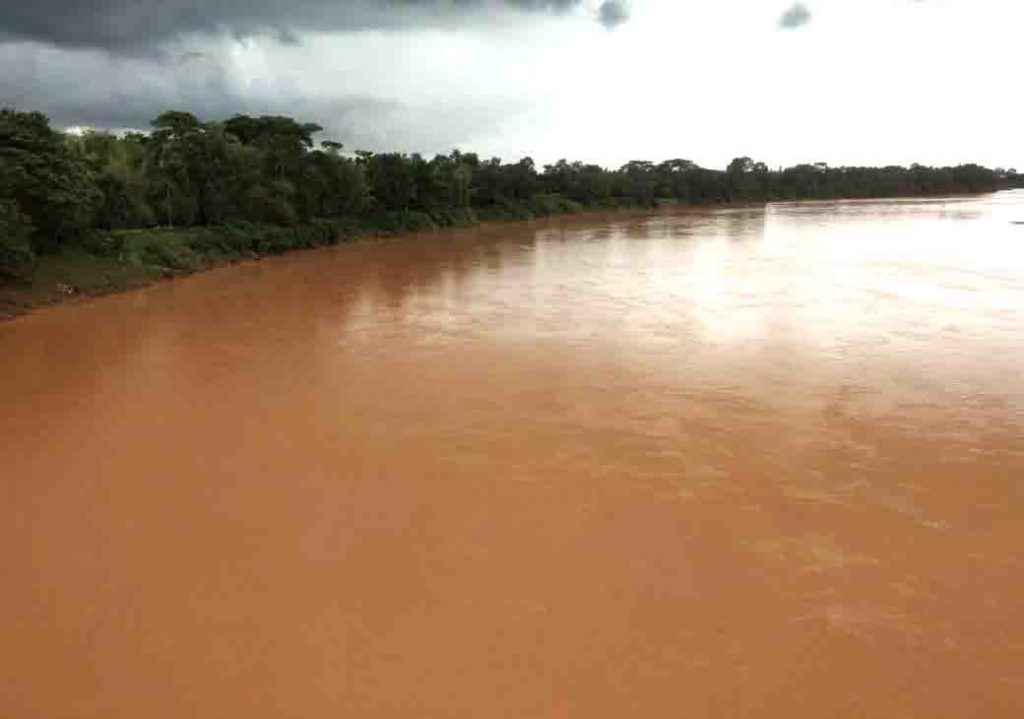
3,193,1023,718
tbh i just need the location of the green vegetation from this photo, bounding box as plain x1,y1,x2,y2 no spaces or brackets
1,106,1016,315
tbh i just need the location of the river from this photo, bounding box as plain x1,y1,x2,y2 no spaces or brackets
3,193,1023,718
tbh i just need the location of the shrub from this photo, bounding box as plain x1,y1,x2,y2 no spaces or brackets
0,199,35,281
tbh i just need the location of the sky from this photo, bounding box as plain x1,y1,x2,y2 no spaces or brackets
1,0,1021,170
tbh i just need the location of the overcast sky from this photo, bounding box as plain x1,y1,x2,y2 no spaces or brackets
1,0,1021,170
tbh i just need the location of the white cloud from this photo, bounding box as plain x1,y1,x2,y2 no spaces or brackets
2,0,1021,170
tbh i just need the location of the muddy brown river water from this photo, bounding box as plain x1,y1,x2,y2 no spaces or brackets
3,193,1023,718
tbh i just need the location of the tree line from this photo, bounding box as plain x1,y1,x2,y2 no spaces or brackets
1,107,1017,279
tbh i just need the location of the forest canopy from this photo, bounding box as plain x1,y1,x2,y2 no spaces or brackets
1,107,1019,280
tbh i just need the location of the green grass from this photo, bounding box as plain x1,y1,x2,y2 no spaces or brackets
0,246,161,314
0,218,369,318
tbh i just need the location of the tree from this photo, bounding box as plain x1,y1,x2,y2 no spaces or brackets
617,161,657,205
147,111,204,226
0,198,34,280
298,149,368,218
0,109,102,251
72,130,154,229
726,156,767,200
362,152,418,211
224,114,322,181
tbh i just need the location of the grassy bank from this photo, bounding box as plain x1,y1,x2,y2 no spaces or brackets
0,195,602,319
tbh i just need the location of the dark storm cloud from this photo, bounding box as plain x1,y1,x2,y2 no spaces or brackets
0,42,236,128
0,0,596,51
778,3,812,30
0,41,522,154
598,1,629,29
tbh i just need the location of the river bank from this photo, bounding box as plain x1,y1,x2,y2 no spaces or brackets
2,190,1009,321
0,196,614,320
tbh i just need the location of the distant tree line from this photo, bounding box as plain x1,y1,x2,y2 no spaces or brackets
1,107,1016,280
